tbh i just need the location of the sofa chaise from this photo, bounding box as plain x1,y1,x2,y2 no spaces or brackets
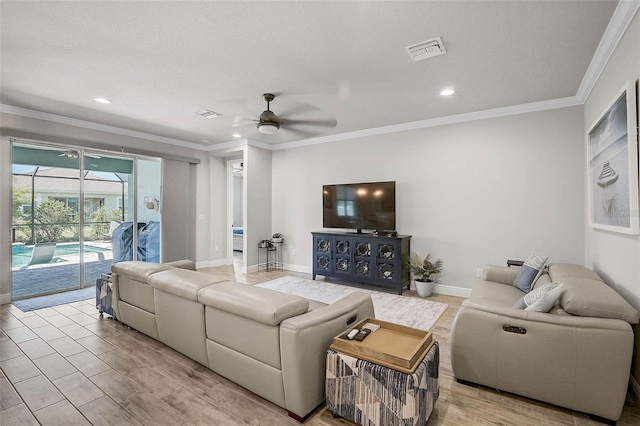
450,263,639,423
110,260,374,420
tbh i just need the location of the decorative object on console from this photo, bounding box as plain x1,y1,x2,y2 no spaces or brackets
406,252,443,297
586,80,639,235
271,232,283,243
512,253,548,293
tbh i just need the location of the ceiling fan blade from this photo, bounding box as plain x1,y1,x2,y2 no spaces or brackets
277,103,316,118
284,118,337,128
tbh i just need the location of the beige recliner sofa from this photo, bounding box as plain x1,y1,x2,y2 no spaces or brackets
451,263,639,423
111,260,374,420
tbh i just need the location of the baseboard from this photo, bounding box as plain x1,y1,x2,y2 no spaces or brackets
283,263,312,274
434,284,472,298
196,259,227,269
0,293,11,305
246,264,259,274
631,377,640,403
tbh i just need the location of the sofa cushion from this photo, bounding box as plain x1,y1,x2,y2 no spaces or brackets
548,263,601,282
198,282,309,326
471,281,525,308
149,269,226,301
513,254,548,293
164,259,197,270
111,261,173,282
559,277,639,324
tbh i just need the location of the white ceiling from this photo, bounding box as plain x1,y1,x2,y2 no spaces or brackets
0,1,622,148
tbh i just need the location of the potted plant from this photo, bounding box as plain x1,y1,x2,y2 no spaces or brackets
406,252,443,297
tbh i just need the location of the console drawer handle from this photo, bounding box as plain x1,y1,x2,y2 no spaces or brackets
503,325,526,334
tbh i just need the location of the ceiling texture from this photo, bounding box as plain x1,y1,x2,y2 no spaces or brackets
0,1,624,149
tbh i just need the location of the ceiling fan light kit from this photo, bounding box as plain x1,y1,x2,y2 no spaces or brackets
257,93,281,134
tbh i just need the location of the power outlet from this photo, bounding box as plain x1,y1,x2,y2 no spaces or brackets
476,268,483,279
215,245,219,252
291,248,296,256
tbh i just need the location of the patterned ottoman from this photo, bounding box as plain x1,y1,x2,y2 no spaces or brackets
326,341,439,426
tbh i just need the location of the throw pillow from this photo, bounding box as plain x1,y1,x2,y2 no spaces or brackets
512,282,562,312
513,253,548,293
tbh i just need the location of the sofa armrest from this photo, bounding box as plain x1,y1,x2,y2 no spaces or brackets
451,301,633,421
279,292,374,418
483,265,519,285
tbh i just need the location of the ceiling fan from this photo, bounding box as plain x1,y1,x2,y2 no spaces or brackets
255,93,337,137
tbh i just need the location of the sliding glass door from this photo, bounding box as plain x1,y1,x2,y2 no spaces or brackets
12,144,82,299
11,141,161,300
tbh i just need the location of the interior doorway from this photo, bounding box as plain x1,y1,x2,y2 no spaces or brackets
227,158,246,272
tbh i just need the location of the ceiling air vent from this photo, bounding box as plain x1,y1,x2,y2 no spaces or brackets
405,37,446,62
196,109,223,119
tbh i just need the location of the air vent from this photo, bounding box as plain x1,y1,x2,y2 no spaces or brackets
405,37,446,62
196,109,223,119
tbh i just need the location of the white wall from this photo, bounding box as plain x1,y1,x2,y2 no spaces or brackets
272,106,586,290
584,10,640,309
582,9,640,385
245,145,272,269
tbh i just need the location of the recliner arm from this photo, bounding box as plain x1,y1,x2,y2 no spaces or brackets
279,292,374,419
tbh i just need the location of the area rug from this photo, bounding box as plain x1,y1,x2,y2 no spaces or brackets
12,286,95,312
256,277,448,331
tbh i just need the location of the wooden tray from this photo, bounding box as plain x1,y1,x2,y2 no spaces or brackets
330,318,434,374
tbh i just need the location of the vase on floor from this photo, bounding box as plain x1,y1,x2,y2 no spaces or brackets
415,280,434,297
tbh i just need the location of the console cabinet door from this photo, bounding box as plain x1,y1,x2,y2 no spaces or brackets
375,240,400,286
313,235,332,275
352,238,374,282
332,237,353,277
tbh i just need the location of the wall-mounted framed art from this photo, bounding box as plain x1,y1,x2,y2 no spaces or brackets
586,81,638,235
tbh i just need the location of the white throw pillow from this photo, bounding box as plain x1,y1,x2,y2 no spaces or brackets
524,283,563,312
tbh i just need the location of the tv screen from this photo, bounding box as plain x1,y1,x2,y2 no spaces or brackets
323,181,396,231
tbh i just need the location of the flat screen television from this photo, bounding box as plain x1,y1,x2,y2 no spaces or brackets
322,181,396,232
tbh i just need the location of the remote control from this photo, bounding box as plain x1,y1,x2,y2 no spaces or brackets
346,329,359,340
354,328,371,342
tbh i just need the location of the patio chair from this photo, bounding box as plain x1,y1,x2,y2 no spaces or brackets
103,221,122,242
22,242,57,269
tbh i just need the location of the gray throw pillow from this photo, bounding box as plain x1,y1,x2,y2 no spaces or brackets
513,253,548,293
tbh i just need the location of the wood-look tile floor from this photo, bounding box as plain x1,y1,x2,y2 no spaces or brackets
1,259,639,425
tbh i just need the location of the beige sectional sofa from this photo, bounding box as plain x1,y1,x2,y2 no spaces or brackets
111,260,374,421
451,263,639,423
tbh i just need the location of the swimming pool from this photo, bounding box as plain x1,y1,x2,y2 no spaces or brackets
12,243,109,267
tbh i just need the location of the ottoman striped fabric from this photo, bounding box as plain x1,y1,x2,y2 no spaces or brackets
326,341,439,425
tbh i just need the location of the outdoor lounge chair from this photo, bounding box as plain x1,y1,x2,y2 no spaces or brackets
22,242,57,269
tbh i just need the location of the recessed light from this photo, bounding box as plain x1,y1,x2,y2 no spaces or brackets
232,133,242,138
94,97,111,104
440,89,455,96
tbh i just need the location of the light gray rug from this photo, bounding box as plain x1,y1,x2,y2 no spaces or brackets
256,277,448,331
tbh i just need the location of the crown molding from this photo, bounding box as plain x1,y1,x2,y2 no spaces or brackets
576,0,640,103
0,103,205,151
271,96,582,150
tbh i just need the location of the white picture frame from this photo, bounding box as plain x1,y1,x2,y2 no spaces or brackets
586,81,639,235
